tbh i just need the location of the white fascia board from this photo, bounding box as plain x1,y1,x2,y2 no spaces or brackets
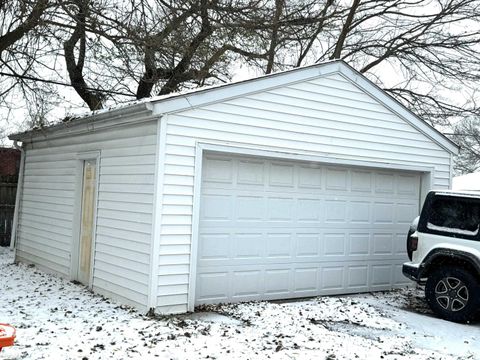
335,63,459,155
151,62,343,116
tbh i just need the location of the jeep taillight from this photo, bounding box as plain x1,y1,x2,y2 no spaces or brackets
410,234,418,251
406,217,420,261
407,232,418,260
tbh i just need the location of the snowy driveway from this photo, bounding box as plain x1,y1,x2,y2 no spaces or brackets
1,247,479,360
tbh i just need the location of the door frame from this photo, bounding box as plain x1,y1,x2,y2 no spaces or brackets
186,142,434,311
71,151,101,288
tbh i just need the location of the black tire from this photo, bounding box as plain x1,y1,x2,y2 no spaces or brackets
425,266,480,323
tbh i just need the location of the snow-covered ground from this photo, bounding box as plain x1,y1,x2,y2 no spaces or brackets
1,247,479,360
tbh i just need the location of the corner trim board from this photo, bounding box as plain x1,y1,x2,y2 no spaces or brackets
148,116,167,310
187,142,205,312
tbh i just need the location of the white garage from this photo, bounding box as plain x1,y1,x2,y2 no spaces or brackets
9,60,458,314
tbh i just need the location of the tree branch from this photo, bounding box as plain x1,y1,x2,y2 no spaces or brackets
0,0,49,55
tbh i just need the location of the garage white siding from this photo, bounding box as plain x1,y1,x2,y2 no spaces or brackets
19,151,76,275
16,119,157,310
154,72,451,313
196,154,419,304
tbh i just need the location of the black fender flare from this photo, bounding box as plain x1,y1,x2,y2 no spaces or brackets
420,248,480,278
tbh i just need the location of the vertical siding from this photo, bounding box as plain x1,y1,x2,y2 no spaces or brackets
16,120,157,309
155,73,452,313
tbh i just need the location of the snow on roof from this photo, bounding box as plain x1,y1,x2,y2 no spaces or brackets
452,172,480,191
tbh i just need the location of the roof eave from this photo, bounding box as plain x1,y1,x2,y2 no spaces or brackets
9,102,154,142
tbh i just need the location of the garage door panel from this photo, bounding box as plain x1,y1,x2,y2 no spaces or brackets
198,229,412,264
348,233,370,255
233,233,263,259
322,266,345,290
196,154,420,305
294,268,318,292
351,171,373,192
232,270,262,298
326,168,348,190
270,163,295,187
200,224,408,232
375,173,395,193
347,265,369,289
196,272,230,302
200,194,232,220
371,264,393,287
297,199,322,221
265,269,291,295
196,261,408,302
237,160,265,185
237,196,265,220
373,233,394,255
298,166,322,188
373,202,395,223
398,174,420,196
266,233,292,258
296,234,320,257
202,157,234,184
348,201,371,223
202,186,410,200
198,233,230,260
267,197,295,220
324,233,346,256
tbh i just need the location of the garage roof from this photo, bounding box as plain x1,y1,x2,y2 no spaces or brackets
9,60,458,154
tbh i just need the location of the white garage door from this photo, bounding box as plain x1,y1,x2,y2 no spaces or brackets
195,153,420,305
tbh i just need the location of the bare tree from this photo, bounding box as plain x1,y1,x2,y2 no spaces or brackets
2,0,480,173
451,118,480,174
103,0,275,99
49,0,279,104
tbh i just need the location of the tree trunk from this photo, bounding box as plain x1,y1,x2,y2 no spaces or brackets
330,0,360,59
64,0,104,110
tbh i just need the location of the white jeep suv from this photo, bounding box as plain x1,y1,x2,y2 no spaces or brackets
403,190,480,323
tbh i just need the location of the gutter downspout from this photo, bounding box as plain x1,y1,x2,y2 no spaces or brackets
10,140,25,250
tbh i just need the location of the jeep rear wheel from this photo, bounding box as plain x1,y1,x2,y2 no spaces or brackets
425,266,480,323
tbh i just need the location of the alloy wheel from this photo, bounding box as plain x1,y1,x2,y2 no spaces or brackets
434,276,469,312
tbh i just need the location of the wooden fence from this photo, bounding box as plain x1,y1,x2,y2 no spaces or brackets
0,175,18,246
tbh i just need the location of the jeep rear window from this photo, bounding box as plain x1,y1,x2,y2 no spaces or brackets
425,196,480,237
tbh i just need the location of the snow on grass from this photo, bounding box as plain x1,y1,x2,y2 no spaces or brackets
1,247,478,360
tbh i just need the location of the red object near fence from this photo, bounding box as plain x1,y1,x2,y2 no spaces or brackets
0,323,16,351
